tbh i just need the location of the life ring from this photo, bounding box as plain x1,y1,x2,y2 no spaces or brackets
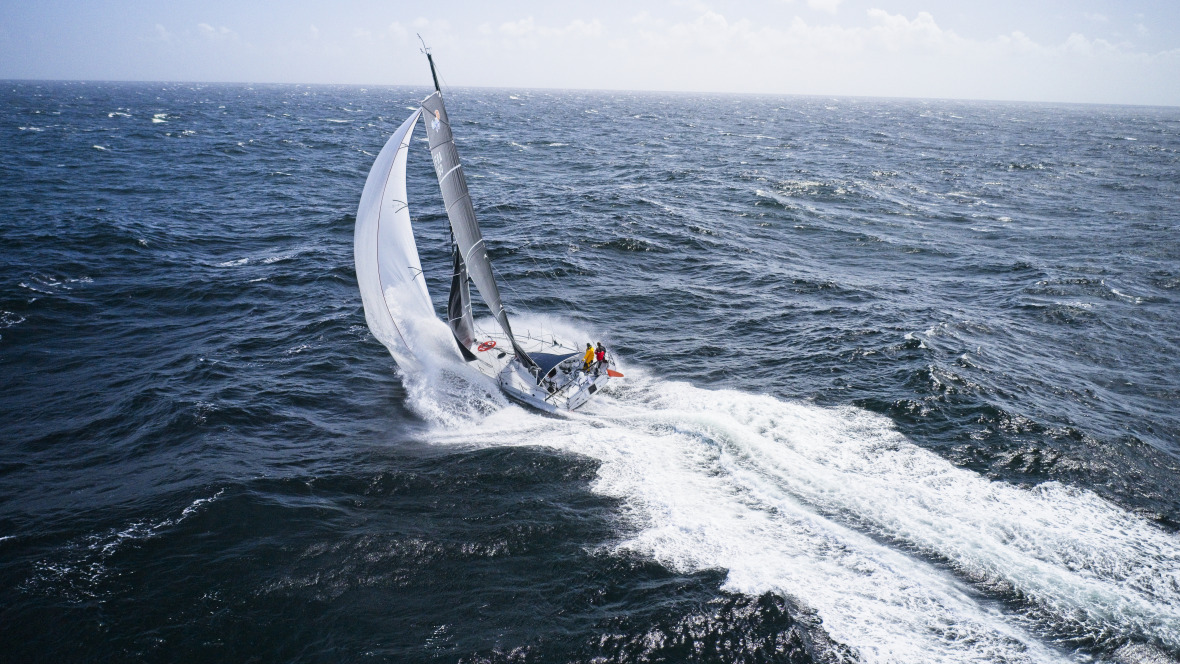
477,340,497,352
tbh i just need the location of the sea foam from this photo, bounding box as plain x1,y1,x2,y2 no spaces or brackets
410,317,1179,663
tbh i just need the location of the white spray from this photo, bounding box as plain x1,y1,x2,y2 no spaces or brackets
392,314,1180,663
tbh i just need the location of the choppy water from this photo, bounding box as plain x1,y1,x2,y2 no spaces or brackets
2,81,1179,663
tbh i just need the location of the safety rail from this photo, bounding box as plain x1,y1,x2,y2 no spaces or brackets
541,360,608,403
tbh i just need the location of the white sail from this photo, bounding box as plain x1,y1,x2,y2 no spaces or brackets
355,45,618,412
354,109,454,364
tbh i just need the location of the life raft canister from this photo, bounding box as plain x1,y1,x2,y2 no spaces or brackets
477,340,497,352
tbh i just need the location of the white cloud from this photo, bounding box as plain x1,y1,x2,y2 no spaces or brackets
410,17,452,37
309,24,319,40
1083,12,1108,23
388,22,410,40
498,17,603,40
197,23,237,41
580,5,1180,104
807,0,842,14
153,24,171,42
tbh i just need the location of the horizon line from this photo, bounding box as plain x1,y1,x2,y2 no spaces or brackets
3,76,1177,111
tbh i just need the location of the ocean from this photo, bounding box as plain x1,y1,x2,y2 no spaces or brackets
1,81,1178,663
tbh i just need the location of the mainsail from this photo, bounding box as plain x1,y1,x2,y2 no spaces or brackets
420,89,538,371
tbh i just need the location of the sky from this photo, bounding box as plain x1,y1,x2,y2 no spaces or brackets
2,0,1179,105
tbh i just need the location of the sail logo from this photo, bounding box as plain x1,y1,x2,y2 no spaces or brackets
431,109,441,133
432,151,444,176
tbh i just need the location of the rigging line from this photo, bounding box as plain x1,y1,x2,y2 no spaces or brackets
488,258,558,349
519,237,579,322
430,56,572,349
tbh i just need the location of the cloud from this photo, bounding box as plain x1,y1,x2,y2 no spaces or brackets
153,24,171,42
197,23,237,41
498,17,603,40
1083,12,1108,23
807,0,842,14
587,5,1180,104
631,8,958,58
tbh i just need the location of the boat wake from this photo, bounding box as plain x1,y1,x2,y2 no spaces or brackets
398,317,1180,664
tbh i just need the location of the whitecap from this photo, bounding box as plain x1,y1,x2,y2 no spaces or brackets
24,490,225,599
0,311,26,328
1110,288,1144,304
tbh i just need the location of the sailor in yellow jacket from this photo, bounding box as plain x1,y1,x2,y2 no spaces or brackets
583,343,596,371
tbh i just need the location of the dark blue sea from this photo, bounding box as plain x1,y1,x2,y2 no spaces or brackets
2,81,1179,663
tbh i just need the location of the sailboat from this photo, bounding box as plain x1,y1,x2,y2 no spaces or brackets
354,45,618,413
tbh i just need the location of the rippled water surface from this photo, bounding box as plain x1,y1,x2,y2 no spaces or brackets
2,81,1179,663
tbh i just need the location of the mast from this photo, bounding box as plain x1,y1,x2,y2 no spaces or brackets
416,38,539,373
419,34,441,93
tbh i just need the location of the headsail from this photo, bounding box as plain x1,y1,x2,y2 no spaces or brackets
354,109,450,362
420,90,538,371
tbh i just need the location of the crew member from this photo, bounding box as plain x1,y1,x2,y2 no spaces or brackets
595,343,607,375
583,343,595,371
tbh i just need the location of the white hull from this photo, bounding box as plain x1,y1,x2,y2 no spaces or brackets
464,327,611,413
